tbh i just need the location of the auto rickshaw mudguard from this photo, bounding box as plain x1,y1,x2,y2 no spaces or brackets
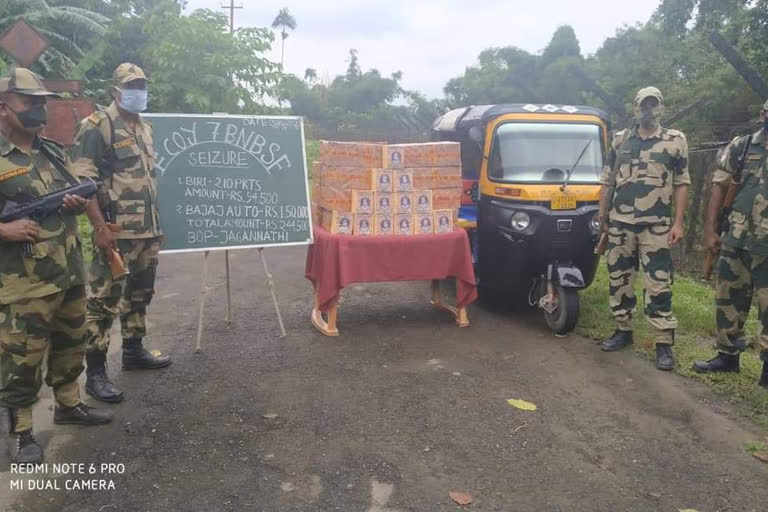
551,264,585,288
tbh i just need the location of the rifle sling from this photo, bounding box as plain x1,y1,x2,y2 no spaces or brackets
37,140,80,187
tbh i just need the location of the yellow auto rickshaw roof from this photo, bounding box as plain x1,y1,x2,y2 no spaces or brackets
433,104,612,134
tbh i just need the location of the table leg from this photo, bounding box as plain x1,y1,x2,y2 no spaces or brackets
311,290,340,337
429,279,470,328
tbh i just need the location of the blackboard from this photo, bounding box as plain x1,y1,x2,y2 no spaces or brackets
144,114,313,253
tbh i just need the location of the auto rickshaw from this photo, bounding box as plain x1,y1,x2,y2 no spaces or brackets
432,104,610,335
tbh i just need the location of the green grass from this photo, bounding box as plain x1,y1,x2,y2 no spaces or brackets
578,261,768,426
744,440,768,453
305,139,319,181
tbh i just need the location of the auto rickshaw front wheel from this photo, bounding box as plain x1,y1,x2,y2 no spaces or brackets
542,284,580,336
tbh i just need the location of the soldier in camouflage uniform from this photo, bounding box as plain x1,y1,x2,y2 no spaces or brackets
72,63,171,404
0,68,112,464
598,87,690,371
693,99,768,389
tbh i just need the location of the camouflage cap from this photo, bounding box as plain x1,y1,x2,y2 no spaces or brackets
634,86,663,106
113,63,147,85
0,67,59,97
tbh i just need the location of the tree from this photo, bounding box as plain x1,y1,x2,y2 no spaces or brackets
345,49,361,81
0,0,110,75
271,7,296,69
279,50,431,141
144,9,279,113
304,67,317,84
541,25,581,67
443,27,584,107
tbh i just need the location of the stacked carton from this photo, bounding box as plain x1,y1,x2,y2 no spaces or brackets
313,141,461,236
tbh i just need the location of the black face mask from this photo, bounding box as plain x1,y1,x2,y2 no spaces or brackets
6,104,47,130
764,118,768,133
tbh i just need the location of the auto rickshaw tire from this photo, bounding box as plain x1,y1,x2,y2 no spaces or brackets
544,285,580,335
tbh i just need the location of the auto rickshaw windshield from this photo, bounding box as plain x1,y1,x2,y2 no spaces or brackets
489,122,603,184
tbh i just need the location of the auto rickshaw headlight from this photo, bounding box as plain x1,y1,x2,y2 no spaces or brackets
510,211,531,232
589,213,600,233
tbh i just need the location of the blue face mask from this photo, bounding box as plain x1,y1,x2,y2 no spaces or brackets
117,88,148,113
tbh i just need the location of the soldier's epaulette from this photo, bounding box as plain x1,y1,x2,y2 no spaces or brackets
662,128,686,141
84,111,107,126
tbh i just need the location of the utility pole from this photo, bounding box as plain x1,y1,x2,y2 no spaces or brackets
221,0,243,33
219,0,242,323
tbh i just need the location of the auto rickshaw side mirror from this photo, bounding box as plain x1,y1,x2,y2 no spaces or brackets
471,181,480,203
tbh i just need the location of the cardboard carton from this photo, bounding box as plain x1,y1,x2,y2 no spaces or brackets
353,214,373,236
432,188,462,210
375,214,394,236
435,166,462,189
314,164,374,190
411,167,437,190
323,209,354,235
414,213,434,235
395,192,414,214
318,141,383,167
351,190,375,214
394,169,414,192
372,169,394,192
375,192,393,214
383,142,461,168
395,214,413,235
434,210,455,233
414,190,433,213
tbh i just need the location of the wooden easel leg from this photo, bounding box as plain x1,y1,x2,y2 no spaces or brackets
429,279,470,328
259,248,287,338
225,250,232,323
195,251,210,353
311,290,340,337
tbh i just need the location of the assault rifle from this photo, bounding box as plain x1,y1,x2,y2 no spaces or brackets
0,178,129,278
703,134,753,279
0,178,98,256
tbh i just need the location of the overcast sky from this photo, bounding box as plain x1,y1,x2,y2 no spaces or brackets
185,0,661,99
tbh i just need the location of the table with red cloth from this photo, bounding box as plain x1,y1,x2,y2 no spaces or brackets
305,226,478,336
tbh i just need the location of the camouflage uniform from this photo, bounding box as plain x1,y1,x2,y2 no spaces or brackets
601,122,690,342
71,64,163,357
711,129,768,362
0,134,86,432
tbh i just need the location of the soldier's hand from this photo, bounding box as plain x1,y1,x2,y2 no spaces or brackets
706,230,722,253
93,224,116,256
61,194,87,214
668,224,683,245
0,219,40,243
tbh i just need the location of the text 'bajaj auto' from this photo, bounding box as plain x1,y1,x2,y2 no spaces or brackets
433,104,610,335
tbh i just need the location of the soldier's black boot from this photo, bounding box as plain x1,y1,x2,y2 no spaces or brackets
122,337,172,370
3,408,43,463
655,344,675,371
85,351,124,403
54,403,113,426
601,330,633,351
692,353,740,374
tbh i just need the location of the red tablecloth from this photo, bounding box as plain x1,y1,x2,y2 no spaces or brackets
305,227,478,313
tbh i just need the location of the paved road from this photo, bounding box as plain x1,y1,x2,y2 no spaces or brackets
2,247,766,512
